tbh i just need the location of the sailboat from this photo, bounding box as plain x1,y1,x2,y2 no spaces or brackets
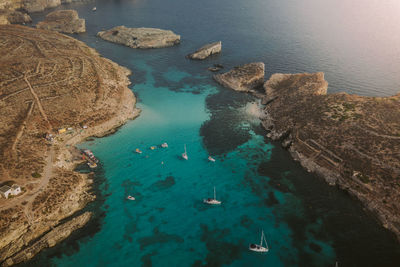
249,230,269,253
182,144,188,160
203,187,221,205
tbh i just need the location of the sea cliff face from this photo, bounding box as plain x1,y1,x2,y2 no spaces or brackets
0,25,139,265
97,26,181,49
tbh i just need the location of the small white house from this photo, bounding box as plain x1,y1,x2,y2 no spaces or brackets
0,185,12,199
0,184,21,199
11,185,21,196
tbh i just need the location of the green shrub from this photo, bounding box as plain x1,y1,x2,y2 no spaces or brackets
31,172,41,178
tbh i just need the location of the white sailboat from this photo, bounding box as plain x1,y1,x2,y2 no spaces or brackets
249,230,269,253
203,186,221,205
182,144,188,160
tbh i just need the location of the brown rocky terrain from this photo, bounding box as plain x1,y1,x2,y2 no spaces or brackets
97,26,181,49
261,72,400,240
0,25,139,265
0,9,31,24
214,62,265,92
186,41,221,60
36,9,85,33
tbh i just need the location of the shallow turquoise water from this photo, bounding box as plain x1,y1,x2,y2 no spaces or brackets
26,0,400,266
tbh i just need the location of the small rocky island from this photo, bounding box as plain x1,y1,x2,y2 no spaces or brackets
97,26,180,49
220,64,400,241
214,62,265,92
0,25,139,266
187,41,221,60
36,9,85,33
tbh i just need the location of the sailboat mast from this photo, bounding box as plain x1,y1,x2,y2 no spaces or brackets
260,230,263,246
184,144,187,154
214,186,216,200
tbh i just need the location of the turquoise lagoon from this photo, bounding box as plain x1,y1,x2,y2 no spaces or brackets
27,0,400,266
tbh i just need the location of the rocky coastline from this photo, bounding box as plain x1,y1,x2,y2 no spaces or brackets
0,25,139,265
219,63,400,242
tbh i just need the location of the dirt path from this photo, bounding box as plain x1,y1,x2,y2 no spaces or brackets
24,74,52,130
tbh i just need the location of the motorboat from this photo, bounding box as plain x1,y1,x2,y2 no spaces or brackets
127,195,135,201
249,230,269,253
161,142,168,148
135,148,142,154
208,156,216,162
92,7,96,11
203,187,221,205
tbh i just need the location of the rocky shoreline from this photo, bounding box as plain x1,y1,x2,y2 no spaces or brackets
0,25,139,265
217,64,400,242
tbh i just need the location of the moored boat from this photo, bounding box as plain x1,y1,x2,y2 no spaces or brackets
182,144,188,160
135,148,142,154
208,156,216,162
127,195,135,201
161,142,168,148
203,187,221,205
249,230,269,253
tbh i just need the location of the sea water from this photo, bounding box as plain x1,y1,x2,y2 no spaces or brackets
28,0,400,266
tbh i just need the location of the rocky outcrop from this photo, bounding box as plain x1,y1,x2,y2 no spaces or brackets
0,9,31,25
36,9,85,33
187,41,221,60
97,26,180,49
214,62,265,92
260,72,400,241
3,212,91,266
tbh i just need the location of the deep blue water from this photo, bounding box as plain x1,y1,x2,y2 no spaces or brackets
27,0,400,266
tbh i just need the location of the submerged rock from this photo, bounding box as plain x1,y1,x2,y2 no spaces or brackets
214,62,265,91
187,41,221,60
36,9,85,33
97,26,180,49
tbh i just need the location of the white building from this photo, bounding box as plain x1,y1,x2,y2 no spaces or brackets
0,184,21,199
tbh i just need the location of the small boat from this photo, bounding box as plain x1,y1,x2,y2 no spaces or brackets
208,156,216,162
92,6,96,11
150,146,156,150
249,230,269,253
127,195,135,201
135,148,142,154
203,187,221,205
87,162,97,168
161,142,168,148
182,144,188,160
